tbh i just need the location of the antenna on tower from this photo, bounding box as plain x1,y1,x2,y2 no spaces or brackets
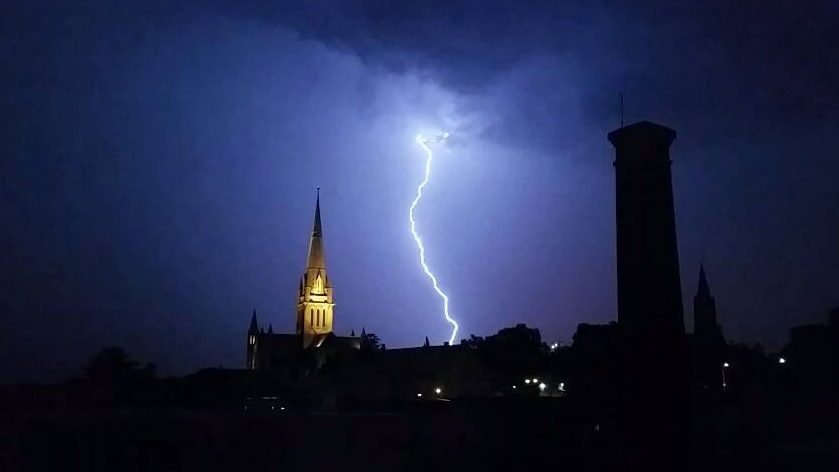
619,92,625,128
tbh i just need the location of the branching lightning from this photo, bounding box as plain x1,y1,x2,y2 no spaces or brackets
410,132,459,345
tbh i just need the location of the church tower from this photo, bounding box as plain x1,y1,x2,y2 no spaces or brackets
296,189,335,347
693,264,725,391
247,309,259,369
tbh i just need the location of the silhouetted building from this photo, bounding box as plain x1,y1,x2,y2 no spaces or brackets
323,343,490,403
608,121,689,469
691,264,726,392
781,307,839,393
569,322,621,404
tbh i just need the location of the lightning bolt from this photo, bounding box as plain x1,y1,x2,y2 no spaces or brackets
410,133,459,346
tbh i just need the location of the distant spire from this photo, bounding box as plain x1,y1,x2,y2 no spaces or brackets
697,263,711,298
249,309,258,334
424,336,430,347
361,327,366,337
268,323,273,334
351,329,355,337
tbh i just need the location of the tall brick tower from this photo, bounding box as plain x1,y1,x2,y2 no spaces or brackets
608,121,688,469
608,121,684,341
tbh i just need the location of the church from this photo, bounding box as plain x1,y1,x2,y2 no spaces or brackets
245,190,361,374
243,191,487,399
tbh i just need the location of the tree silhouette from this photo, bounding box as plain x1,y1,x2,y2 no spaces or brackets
474,324,547,382
83,347,157,404
462,334,484,348
360,332,382,352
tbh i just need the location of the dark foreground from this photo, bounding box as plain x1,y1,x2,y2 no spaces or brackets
2,399,838,471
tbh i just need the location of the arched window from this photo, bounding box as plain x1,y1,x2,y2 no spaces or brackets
317,309,321,327
313,274,324,294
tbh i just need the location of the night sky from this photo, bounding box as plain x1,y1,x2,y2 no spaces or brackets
2,1,838,382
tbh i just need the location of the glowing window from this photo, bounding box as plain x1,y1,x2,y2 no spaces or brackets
249,335,255,345
313,274,324,294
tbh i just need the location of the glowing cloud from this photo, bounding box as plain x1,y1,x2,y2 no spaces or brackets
409,132,459,345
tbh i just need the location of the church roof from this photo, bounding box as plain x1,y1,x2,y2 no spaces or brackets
303,332,360,351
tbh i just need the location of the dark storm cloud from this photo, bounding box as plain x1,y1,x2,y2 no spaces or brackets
225,0,839,152
9,0,837,152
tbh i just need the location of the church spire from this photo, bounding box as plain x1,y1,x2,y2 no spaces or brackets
306,188,325,270
248,309,258,334
296,188,335,344
697,263,711,299
313,187,322,237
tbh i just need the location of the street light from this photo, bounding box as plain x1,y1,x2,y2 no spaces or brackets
525,379,531,384
538,383,546,392
435,387,442,395
532,378,539,384
721,362,730,389
778,357,786,364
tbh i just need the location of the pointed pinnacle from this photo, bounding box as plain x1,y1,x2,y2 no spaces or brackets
698,263,711,298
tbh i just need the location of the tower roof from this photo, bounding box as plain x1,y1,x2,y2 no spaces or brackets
306,188,326,270
697,263,712,298
607,121,677,148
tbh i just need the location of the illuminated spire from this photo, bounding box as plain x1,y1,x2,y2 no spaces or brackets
313,187,322,237
306,188,325,270
296,188,335,341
